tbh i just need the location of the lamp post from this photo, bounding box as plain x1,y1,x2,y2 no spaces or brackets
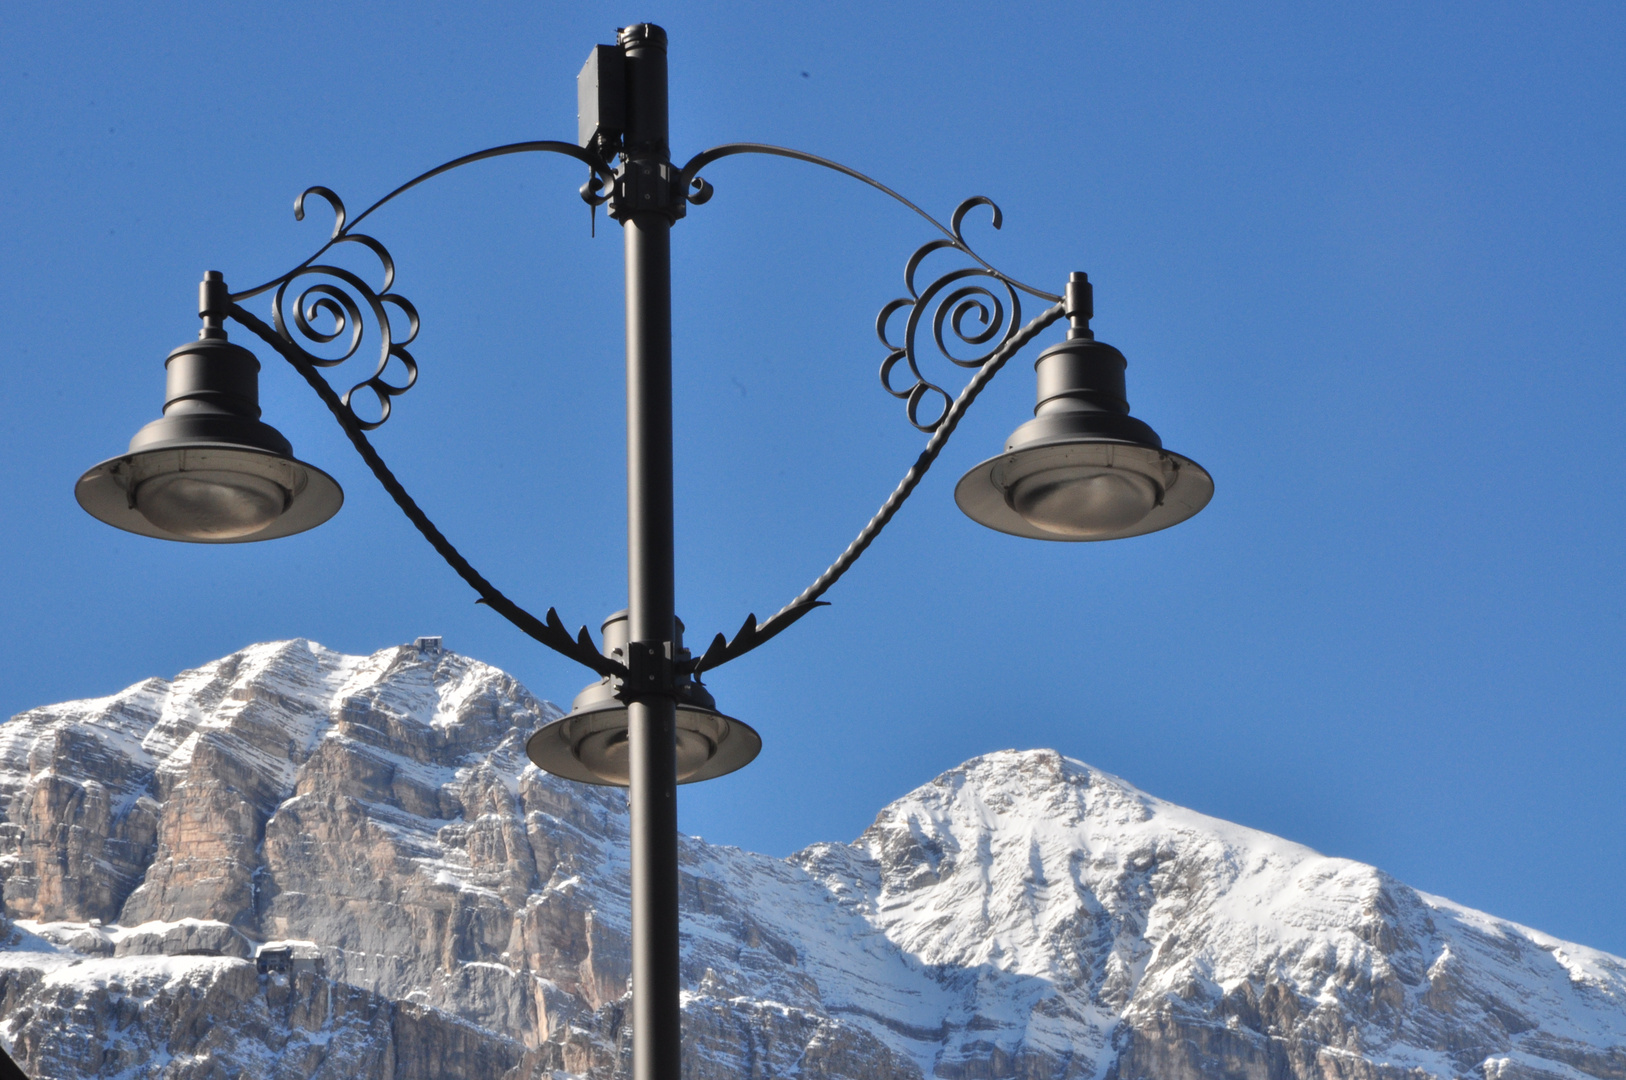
75,24,1211,1080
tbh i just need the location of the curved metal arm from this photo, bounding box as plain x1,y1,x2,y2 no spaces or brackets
676,143,1072,674
677,143,1062,303
225,142,614,433
221,136,1062,680
228,303,625,680
686,300,1066,675
232,141,613,302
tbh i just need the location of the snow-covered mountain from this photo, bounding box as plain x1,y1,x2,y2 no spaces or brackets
0,639,1620,1080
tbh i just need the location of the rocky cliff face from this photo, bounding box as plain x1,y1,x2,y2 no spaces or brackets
0,640,1621,1080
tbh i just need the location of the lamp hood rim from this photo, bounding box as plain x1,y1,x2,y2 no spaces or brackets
954,436,1213,542
526,700,762,787
75,443,343,544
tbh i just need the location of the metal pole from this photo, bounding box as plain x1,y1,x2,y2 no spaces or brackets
618,23,681,1080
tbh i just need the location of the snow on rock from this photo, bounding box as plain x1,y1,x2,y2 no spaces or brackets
0,644,1619,1080
798,750,1626,1080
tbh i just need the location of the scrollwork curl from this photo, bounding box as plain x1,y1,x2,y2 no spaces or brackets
270,187,419,431
876,198,1023,432
580,169,614,207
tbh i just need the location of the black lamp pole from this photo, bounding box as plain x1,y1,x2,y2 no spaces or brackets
618,25,684,1080
74,22,1215,1080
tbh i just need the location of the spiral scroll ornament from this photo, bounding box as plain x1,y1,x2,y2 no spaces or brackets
876,197,1040,433
252,187,422,431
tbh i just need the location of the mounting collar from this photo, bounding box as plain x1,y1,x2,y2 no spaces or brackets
609,158,687,222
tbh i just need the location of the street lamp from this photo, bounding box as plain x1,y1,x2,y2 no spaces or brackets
75,24,1211,1080
76,271,344,542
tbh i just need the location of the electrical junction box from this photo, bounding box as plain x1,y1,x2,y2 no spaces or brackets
578,44,625,158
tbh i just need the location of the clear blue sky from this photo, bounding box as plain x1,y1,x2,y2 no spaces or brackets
3,2,1623,955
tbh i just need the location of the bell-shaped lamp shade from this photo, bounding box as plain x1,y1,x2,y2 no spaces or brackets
956,288,1211,540
76,329,341,544
527,613,761,787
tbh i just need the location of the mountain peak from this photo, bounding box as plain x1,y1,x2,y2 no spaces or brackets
1,643,1622,1080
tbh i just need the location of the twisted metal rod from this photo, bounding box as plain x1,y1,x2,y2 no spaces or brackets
228,303,623,679
688,300,1067,674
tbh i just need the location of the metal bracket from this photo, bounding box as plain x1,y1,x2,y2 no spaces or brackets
615,640,676,700
610,159,686,222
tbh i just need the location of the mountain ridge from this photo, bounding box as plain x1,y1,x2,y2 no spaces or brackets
0,638,1619,1080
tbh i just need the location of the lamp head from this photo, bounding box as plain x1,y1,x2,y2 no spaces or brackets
526,612,761,787
75,272,342,543
956,273,1211,541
